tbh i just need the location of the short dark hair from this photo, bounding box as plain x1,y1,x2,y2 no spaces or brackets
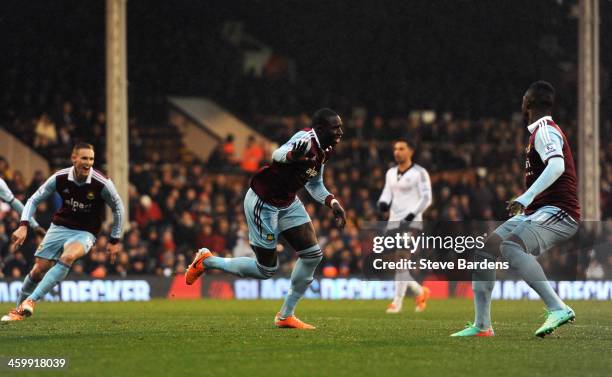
527,81,555,110
312,108,339,128
72,142,94,154
393,137,416,150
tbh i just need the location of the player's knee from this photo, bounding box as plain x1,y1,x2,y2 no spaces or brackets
29,264,47,281
59,251,81,266
482,234,502,258
31,258,53,280
300,254,322,267
60,243,85,265
255,262,278,279
500,238,525,261
296,245,323,262
253,246,277,268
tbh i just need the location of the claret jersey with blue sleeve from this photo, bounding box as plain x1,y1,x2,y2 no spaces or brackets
250,128,334,208
21,167,125,239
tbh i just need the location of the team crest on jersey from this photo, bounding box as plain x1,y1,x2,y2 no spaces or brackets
526,143,532,154
266,233,275,241
305,168,318,178
87,191,95,200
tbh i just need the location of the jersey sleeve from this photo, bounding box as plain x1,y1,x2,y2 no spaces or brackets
21,175,57,225
377,169,393,206
414,167,433,215
515,157,565,207
101,179,126,241
272,131,312,163
0,178,15,203
304,164,333,206
534,125,564,163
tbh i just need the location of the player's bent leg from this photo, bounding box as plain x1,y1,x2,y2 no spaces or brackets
277,222,321,329
190,187,281,282
191,246,278,282
501,234,565,311
206,246,277,279
4,258,55,321
500,209,579,337
274,253,319,330
13,223,67,314
16,257,53,307
20,242,86,316
501,233,574,337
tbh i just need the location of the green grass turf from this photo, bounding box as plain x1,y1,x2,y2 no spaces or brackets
0,299,611,377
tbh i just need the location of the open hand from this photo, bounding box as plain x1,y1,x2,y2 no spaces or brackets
332,201,347,229
11,225,28,248
288,140,313,162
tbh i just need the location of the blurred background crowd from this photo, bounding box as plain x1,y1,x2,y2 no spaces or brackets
1,0,611,280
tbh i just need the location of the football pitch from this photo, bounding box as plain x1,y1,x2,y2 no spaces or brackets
1,299,611,377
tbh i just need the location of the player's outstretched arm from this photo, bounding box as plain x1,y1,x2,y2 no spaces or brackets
101,180,126,263
272,131,313,164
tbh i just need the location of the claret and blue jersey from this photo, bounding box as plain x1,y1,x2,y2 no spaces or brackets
245,128,335,249
250,128,334,208
21,166,125,240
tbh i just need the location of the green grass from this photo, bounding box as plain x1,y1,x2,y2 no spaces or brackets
1,299,611,377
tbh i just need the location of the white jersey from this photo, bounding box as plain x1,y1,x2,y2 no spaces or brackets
378,163,432,229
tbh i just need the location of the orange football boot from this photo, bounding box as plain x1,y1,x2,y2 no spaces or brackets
19,298,36,317
415,286,431,313
185,248,213,285
1,308,25,322
274,313,315,329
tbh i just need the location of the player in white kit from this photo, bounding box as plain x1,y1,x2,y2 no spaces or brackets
377,138,432,313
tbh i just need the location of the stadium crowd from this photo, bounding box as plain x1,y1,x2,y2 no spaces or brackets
1,104,611,280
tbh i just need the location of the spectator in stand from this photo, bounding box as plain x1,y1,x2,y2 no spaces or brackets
240,135,264,173
33,113,57,148
196,224,226,257
0,157,13,180
222,134,237,164
55,101,76,146
134,195,163,230
3,250,28,278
